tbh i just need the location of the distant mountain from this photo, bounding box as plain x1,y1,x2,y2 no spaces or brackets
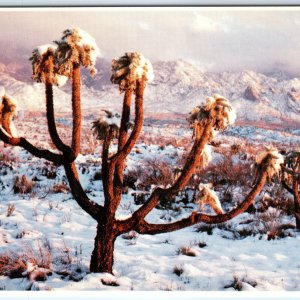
0,58,300,124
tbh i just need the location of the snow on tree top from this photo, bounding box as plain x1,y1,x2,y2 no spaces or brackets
256,146,284,180
111,52,154,92
92,110,121,140
55,28,100,77
30,44,68,87
36,44,57,56
188,94,236,135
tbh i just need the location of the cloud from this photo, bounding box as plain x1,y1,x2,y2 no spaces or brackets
0,8,300,74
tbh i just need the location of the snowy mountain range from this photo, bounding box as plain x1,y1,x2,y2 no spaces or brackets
1,58,300,125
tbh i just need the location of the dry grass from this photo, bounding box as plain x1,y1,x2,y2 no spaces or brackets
0,241,52,280
6,203,15,217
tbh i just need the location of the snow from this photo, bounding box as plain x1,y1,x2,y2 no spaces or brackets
0,115,299,292
111,52,154,85
36,44,57,56
256,146,284,179
58,27,101,74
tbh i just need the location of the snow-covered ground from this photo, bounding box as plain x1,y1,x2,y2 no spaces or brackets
0,117,300,294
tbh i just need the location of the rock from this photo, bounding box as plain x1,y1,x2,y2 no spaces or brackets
244,85,260,101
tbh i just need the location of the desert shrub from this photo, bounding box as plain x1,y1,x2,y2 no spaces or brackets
254,208,295,240
135,157,175,190
176,246,197,257
51,182,69,194
173,265,184,276
0,241,52,280
224,275,257,291
13,175,35,194
6,203,15,217
207,154,254,189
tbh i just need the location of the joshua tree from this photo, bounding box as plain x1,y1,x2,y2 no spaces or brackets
282,151,300,229
0,29,284,274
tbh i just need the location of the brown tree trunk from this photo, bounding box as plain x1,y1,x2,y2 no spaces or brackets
71,65,81,156
90,222,117,273
293,178,300,230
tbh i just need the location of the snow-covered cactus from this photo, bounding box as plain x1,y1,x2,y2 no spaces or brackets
196,183,224,215
111,52,154,92
197,144,212,169
30,44,68,86
55,28,100,77
0,92,18,137
92,110,121,141
188,94,236,139
256,146,284,181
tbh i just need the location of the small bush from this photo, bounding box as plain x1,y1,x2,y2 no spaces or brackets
13,175,35,194
176,246,197,257
173,265,184,276
6,203,15,217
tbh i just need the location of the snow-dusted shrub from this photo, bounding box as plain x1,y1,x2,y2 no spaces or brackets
13,175,35,194
6,203,15,217
176,246,197,257
207,153,254,189
173,264,184,276
0,243,52,280
111,52,154,92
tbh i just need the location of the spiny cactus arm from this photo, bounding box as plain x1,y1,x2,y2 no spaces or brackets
71,65,81,157
125,121,214,226
45,82,73,156
64,162,104,221
113,89,133,201
0,127,63,164
124,169,268,235
109,79,145,165
101,129,115,207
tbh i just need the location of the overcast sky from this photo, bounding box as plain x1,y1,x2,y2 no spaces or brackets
1,8,300,74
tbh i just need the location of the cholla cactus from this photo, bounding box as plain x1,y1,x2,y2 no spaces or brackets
196,183,224,215
111,52,154,92
92,110,121,141
30,44,68,86
0,93,18,137
256,146,284,181
188,94,236,139
55,28,101,77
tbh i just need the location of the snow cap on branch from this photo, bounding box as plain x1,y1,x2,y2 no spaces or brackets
197,183,224,215
256,146,284,180
30,44,68,87
55,28,101,77
188,94,236,138
111,52,154,92
92,110,121,140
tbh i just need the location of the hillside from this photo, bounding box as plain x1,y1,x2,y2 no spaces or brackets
0,58,300,124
